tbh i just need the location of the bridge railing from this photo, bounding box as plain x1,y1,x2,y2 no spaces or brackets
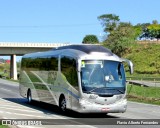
126,76,160,105
0,42,70,47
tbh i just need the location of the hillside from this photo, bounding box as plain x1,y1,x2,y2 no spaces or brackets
124,43,160,77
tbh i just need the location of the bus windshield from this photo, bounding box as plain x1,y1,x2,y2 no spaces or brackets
81,60,126,96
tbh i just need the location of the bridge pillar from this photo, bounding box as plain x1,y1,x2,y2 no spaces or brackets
10,54,17,80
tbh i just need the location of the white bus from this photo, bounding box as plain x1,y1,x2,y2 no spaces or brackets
19,45,133,113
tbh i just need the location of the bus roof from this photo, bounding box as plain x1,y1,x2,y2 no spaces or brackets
54,45,113,56
23,45,117,60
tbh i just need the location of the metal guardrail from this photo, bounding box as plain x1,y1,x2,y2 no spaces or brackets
126,77,160,87
127,80,160,87
126,76,160,105
0,42,70,48
126,76,160,81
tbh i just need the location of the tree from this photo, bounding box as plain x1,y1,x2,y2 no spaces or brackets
152,20,158,25
137,23,151,40
82,35,99,44
98,14,120,33
138,22,160,40
133,24,143,40
98,13,137,56
105,22,136,56
147,24,160,40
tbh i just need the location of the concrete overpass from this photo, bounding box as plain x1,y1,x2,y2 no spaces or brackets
0,42,69,80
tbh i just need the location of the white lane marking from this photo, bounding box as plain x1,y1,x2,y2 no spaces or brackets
0,99,33,109
0,106,69,119
0,104,36,109
0,110,54,118
3,117,8,119
0,99,66,119
0,106,44,113
151,110,160,114
0,99,65,119
0,87,12,92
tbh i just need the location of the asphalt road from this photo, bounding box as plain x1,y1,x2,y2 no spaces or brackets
0,78,160,128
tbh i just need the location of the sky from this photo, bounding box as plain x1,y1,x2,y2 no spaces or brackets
0,0,160,44
0,0,160,60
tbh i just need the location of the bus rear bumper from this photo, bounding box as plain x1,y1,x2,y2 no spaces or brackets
77,99,127,113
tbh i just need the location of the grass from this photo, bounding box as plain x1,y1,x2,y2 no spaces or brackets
127,84,160,105
0,125,9,128
124,43,160,77
124,43,160,105
0,63,10,79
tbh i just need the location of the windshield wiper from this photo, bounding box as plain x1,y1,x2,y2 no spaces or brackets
87,87,107,94
110,88,124,94
86,87,124,94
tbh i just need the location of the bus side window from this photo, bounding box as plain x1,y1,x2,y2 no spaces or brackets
47,56,58,85
61,56,79,90
50,56,58,71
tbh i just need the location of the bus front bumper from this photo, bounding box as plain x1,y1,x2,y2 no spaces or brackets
77,99,127,113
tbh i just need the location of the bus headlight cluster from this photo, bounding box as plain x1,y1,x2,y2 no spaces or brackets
79,98,92,105
116,95,123,100
89,94,98,99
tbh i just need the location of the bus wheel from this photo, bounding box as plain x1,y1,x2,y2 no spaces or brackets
27,89,32,103
59,96,66,112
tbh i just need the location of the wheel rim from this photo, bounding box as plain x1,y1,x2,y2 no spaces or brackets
61,98,66,111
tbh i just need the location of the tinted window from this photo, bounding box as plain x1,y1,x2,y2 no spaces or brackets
49,56,58,71
21,56,58,71
61,56,78,90
81,60,126,95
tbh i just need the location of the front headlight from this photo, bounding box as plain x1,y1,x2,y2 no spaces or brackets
79,98,92,105
116,94,125,101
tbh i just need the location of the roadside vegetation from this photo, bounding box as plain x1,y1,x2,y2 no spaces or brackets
0,125,9,128
82,13,160,78
0,63,10,79
82,35,99,44
0,62,20,80
127,84,160,105
124,43,160,78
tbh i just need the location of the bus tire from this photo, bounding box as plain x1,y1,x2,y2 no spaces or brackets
59,96,66,112
27,89,32,104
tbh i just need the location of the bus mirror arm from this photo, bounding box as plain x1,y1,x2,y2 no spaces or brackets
121,58,134,74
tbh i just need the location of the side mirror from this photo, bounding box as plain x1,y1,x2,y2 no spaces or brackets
121,58,134,74
128,61,134,74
